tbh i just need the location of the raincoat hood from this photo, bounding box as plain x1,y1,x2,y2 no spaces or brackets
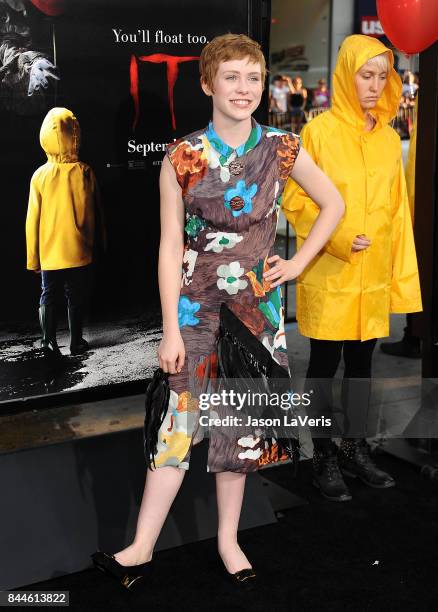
331,35,402,132
40,107,80,162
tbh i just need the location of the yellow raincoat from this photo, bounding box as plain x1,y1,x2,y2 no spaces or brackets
26,107,99,271
282,35,422,341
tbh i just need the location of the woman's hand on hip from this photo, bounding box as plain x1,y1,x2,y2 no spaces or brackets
158,331,185,374
263,255,304,288
352,234,371,252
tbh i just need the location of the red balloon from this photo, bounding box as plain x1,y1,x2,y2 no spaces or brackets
377,0,438,54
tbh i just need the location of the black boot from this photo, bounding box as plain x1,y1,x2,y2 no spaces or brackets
39,305,62,358
68,305,89,355
380,327,421,358
313,442,352,502
338,439,395,488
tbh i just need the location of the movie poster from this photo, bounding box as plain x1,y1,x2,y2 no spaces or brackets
0,0,265,406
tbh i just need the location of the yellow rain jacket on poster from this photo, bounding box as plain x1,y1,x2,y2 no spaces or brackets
26,107,99,271
282,35,422,341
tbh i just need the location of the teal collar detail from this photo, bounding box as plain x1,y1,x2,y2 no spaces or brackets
205,118,262,164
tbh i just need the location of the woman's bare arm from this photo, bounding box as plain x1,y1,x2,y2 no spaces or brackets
264,147,345,287
157,155,186,373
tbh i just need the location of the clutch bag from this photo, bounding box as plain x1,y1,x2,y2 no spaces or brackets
143,367,170,469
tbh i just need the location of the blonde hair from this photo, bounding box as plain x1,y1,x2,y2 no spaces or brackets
366,52,390,74
199,33,266,91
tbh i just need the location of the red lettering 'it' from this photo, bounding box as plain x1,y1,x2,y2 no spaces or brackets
130,54,199,131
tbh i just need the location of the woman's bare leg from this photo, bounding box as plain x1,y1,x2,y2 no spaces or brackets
216,471,252,574
114,465,186,566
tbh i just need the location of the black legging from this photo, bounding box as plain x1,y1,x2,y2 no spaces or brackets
305,338,377,449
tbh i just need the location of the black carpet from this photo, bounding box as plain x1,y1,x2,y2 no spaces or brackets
18,454,438,612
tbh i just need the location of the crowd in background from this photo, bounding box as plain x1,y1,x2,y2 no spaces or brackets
269,73,329,133
269,69,418,138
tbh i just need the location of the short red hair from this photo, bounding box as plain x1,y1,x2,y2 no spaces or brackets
199,33,266,91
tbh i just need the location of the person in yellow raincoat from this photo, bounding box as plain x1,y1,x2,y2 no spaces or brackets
282,35,422,501
381,97,421,358
26,107,103,356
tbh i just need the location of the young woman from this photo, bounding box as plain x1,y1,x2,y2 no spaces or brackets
92,33,345,586
289,75,308,131
291,75,307,107
282,35,422,502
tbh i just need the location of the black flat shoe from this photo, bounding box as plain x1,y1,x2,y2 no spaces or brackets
91,551,152,590
227,567,257,589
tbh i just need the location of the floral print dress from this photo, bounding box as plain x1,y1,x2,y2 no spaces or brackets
154,118,300,473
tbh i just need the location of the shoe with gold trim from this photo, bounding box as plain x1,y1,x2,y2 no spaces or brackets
91,550,152,589
227,567,257,589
